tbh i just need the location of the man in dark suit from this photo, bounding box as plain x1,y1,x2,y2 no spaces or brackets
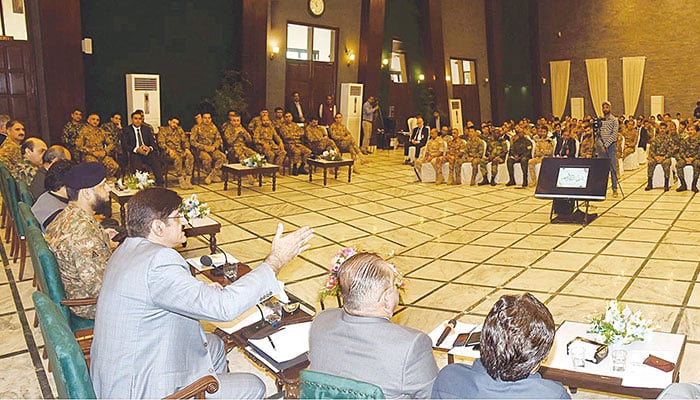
404,115,429,165
555,129,577,158
429,110,448,130
122,110,163,185
286,91,307,124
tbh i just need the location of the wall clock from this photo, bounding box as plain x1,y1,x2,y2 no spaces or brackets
309,0,325,17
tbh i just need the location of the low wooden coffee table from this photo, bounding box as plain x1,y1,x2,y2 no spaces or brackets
307,158,354,186
222,163,280,195
109,188,138,223
183,216,221,254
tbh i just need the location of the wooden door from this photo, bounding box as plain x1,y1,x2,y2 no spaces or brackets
388,83,413,131
285,60,336,118
0,41,39,137
453,85,481,127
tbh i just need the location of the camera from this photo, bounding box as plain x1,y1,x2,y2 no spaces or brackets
591,118,602,131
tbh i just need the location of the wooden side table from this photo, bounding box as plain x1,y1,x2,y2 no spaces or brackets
221,163,280,195
307,158,354,186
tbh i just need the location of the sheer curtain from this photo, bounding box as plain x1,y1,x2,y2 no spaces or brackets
585,58,608,116
549,60,570,118
622,56,646,116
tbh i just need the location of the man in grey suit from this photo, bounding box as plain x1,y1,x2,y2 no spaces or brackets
308,253,438,398
90,188,313,399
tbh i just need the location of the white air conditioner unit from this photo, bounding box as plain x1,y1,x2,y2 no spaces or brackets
650,96,664,117
449,99,463,135
340,83,364,144
126,74,161,129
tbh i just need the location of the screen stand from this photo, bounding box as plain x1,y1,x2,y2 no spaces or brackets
549,199,598,226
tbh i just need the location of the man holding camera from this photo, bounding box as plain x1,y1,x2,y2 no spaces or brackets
595,101,619,197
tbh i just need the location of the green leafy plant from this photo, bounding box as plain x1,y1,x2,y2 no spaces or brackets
200,70,251,125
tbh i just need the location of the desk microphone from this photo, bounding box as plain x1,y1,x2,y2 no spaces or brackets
199,242,230,277
436,319,457,347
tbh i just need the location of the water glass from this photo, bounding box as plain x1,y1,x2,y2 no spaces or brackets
262,298,283,327
570,345,586,368
223,263,238,281
612,349,627,372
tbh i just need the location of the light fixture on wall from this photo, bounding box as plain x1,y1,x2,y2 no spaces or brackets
269,46,280,60
345,48,355,66
445,75,451,82
381,58,389,68
541,77,547,85
417,73,425,83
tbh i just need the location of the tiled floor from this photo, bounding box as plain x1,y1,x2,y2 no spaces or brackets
2,149,700,398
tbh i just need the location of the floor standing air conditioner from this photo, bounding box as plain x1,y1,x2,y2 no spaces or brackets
126,74,161,129
339,83,364,144
449,99,463,135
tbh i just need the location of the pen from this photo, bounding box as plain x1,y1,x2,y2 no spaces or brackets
267,335,276,350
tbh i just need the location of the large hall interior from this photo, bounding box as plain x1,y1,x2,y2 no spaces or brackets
0,0,699,398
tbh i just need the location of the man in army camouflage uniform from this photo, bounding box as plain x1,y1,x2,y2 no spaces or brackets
16,137,47,185
223,113,256,163
279,111,311,175
271,107,285,131
158,117,194,189
479,127,509,186
62,109,85,160
248,109,269,133
675,125,700,192
220,110,236,135
621,119,639,159
0,120,25,175
464,126,486,185
45,162,115,319
528,126,555,187
443,128,466,185
578,125,595,158
506,127,533,188
329,113,366,171
76,113,119,178
254,115,287,166
191,113,226,185
100,112,124,171
645,122,677,191
304,116,339,155
414,128,446,183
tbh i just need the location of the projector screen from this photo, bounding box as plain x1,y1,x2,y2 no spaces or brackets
535,158,610,201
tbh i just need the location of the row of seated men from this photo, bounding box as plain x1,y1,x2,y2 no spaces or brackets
59,107,368,189
406,112,700,191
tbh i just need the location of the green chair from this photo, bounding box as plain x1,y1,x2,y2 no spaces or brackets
299,370,385,399
33,290,219,399
17,179,34,206
0,164,28,279
18,202,40,287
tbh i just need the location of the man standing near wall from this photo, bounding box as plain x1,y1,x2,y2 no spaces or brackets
361,96,378,154
595,101,619,197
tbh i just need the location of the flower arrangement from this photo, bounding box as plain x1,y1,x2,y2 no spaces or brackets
319,247,407,304
321,149,342,161
588,300,653,345
180,194,211,221
242,153,266,168
117,170,154,190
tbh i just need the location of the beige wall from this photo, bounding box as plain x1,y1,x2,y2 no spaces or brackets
538,0,700,119
441,0,492,122
266,0,362,110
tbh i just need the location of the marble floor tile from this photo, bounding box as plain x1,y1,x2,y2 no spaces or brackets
555,237,611,254
485,248,548,267
494,221,544,235
256,202,308,217
572,226,624,240
0,313,27,355
377,210,427,227
349,202,397,215
299,198,340,211
627,218,672,231
0,353,43,398
469,289,549,316
280,212,337,228
399,279,446,304
402,242,462,258
454,264,523,287
238,218,299,237
471,232,524,247
560,273,630,299
433,214,473,228
217,224,258,243
275,256,328,283
583,255,645,276
323,195,369,207
679,343,700,384
375,198,421,210
532,251,592,271
616,228,667,243
621,278,690,306
298,245,344,269
434,229,486,244
442,244,502,263
220,238,275,264
685,284,700,308
638,259,698,281
652,243,700,261
625,302,681,333
284,276,328,311
545,294,608,325
511,234,568,251
504,268,572,293
216,208,270,224
313,223,371,243
382,227,433,248
318,207,369,221
342,236,404,257
415,283,493,312
461,219,509,232
601,240,657,258
662,230,700,246
345,216,400,234
409,221,457,238
408,260,476,281
0,285,15,314
533,224,583,237
391,306,458,334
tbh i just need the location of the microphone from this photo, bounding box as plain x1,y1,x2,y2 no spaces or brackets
436,319,457,347
199,237,230,276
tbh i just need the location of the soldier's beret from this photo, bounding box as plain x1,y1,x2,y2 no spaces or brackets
64,162,106,190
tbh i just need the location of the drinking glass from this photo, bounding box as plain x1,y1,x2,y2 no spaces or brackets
612,349,627,372
570,346,585,368
223,263,238,281
262,298,282,327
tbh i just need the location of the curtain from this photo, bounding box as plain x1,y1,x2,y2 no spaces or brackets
622,56,646,117
585,58,608,116
549,60,570,118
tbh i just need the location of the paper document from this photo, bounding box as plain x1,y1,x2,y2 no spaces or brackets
428,320,481,349
621,350,674,389
218,308,262,334
248,322,311,363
